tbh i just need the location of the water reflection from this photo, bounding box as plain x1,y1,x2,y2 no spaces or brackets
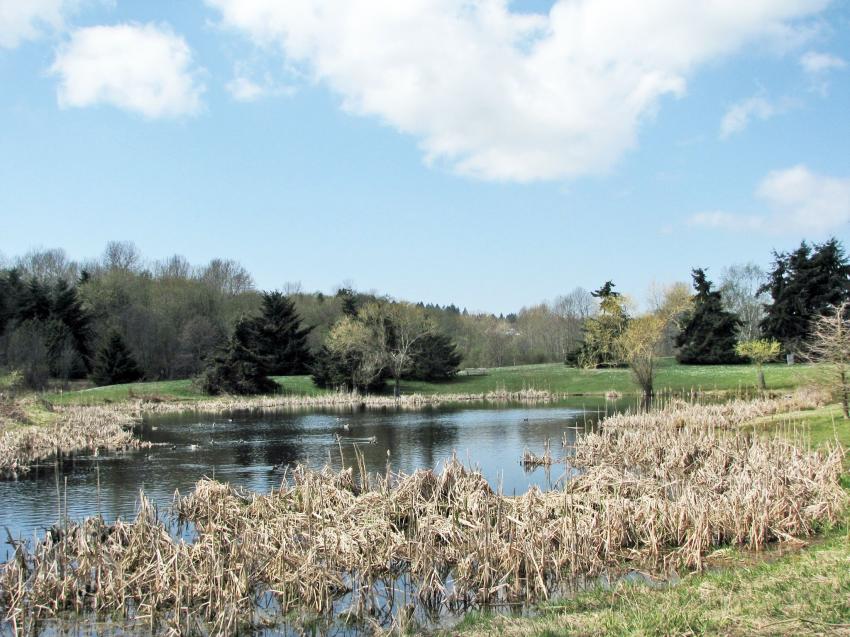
0,399,631,561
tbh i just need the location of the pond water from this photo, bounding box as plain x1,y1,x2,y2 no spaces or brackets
0,399,632,562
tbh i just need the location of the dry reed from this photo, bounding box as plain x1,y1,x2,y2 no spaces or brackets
0,403,146,478
0,392,845,634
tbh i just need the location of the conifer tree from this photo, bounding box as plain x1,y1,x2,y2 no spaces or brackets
760,238,850,352
405,333,462,381
199,318,277,395
251,291,313,375
91,331,143,386
51,279,92,372
675,269,742,364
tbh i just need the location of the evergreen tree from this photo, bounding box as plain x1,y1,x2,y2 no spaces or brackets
404,333,462,381
51,279,92,372
91,331,143,386
199,318,277,395
251,291,313,375
675,269,742,364
336,287,358,317
760,238,850,351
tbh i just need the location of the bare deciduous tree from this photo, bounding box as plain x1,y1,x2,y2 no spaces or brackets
803,302,850,419
720,262,768,341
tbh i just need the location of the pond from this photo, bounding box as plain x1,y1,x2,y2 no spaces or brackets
0,398,632,562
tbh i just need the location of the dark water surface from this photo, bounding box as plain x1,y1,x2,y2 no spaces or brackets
0,399,630,562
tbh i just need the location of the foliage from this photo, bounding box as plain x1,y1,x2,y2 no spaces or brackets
675,268,742,364
574,282,629,368
405,332,463,381
251,291,313,375
760,237,850,352
618,284,691,404
735,338,781,390
199,318,277,395
91,331,143,387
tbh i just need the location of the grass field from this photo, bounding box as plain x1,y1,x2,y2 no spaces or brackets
43,358,823,406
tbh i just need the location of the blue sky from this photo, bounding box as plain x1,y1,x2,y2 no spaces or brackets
1,1,849,313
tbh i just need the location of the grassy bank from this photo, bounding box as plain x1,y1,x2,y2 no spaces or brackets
445,527,850,637
45,358,822,406
444,402,850,637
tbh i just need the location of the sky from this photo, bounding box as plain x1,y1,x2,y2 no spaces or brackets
1,0,849,314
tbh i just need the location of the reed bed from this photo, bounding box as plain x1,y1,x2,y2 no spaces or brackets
0,403,145,478
0,393,845,634
138,387,556,415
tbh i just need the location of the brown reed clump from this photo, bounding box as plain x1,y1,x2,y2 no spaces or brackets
139,387,556,416
0,393,845,634
0,403,145,478
521,438,555,467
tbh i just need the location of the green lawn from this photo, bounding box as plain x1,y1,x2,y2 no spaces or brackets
400,358,821,396
44,359,823,406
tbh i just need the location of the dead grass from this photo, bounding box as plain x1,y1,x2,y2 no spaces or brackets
0,393,844,634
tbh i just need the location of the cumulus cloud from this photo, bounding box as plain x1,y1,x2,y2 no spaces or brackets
205,0,827,181
50,23,205,118
689,166,850,235
0,0,87,48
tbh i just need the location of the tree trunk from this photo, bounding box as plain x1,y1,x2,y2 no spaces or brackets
841,370,849,420
394,375,400,399
640,384,653,411
758,367,766,391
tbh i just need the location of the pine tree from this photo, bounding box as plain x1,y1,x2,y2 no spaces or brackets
675,269,742,364
760,239,850,352
91,331,143,386
199,318,277,395
251,291,313,375
405,333,462,381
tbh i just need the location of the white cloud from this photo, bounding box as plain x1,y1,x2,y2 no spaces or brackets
50,23,205,118
720,96,777,139
225,70,296,102
227,76,266,101
205,0,827,181
0,0,80,49
689,166,850,235
800,50,847,74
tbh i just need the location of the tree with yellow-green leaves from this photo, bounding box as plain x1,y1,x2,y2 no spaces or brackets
618,284,692,407
735,339,781,390
576,281,629,369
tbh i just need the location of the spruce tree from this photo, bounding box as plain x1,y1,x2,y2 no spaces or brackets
675,269,742,364
405,333,462,381
251,291,313,375
91,331,143,386
200,318,277,395
760,238,850,351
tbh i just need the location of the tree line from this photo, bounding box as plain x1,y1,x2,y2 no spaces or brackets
0,238,847,400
